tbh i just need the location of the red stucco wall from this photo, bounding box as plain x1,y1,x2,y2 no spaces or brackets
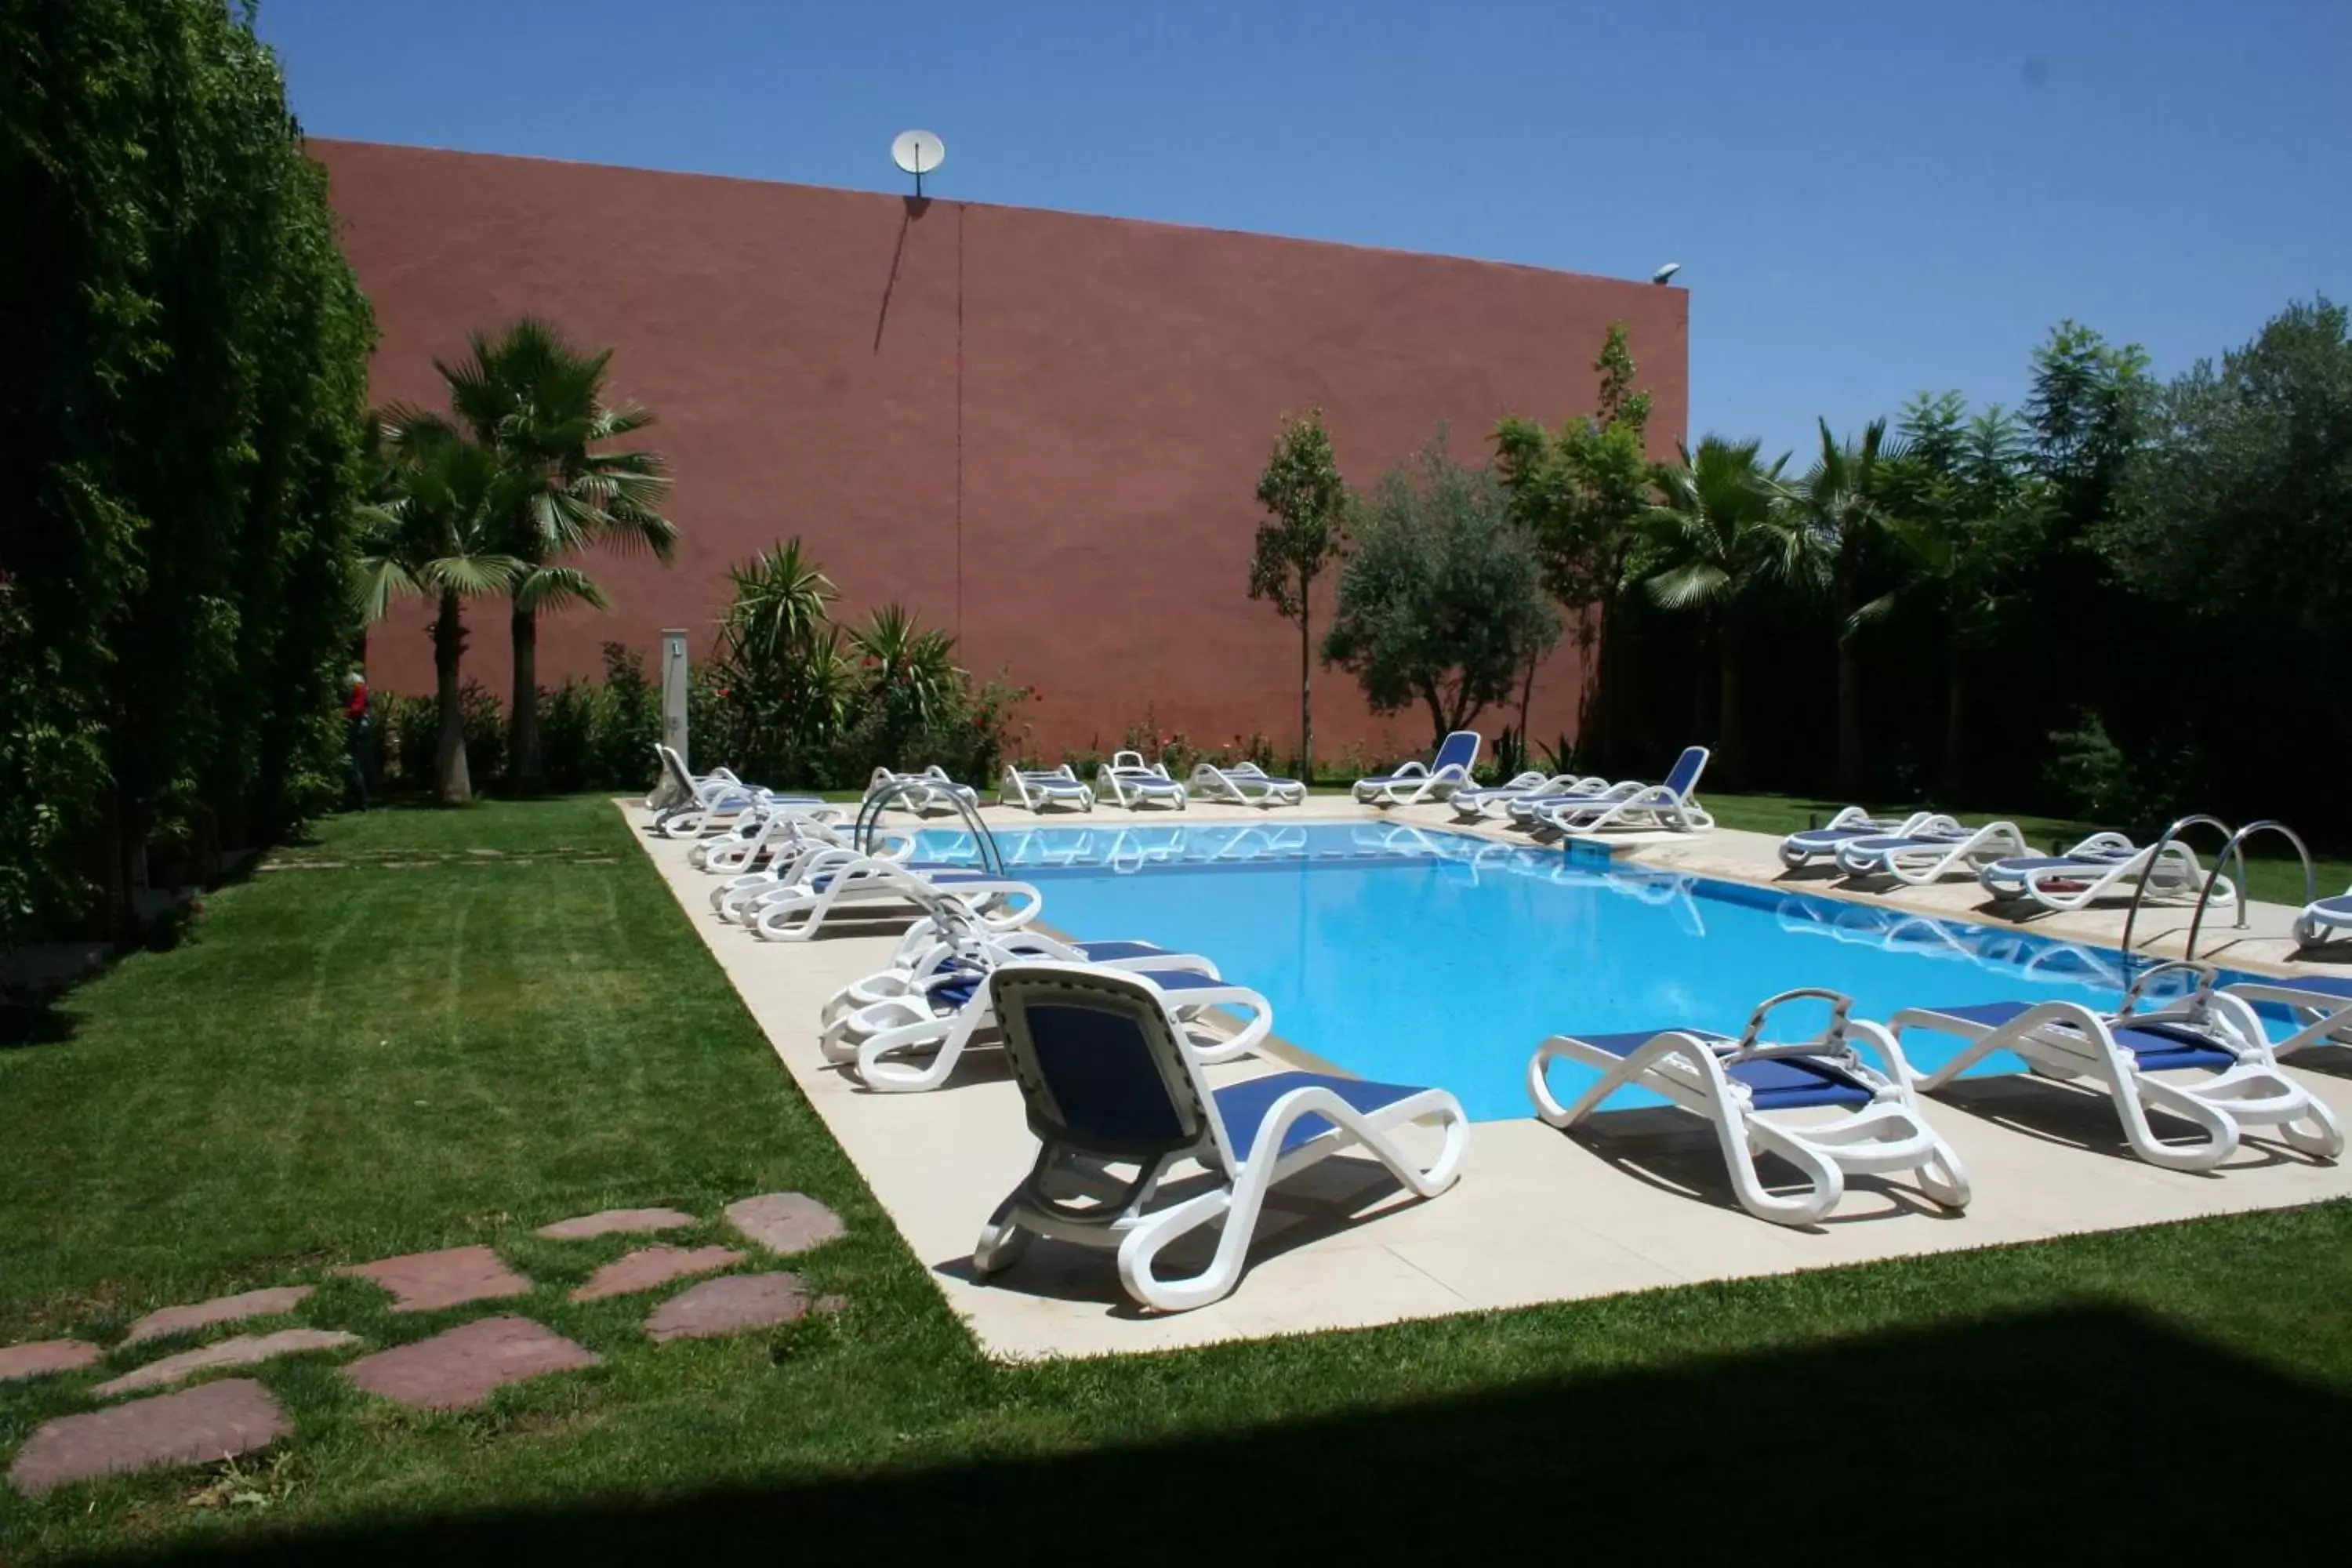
316,140,1687,761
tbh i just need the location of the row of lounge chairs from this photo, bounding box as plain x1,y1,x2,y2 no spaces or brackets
1537,960,2348,1221
1779,807,2236,916
867,754,1310,815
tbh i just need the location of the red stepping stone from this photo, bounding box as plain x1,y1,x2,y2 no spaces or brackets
343,1316,598,1410
337,1246,531,1312
535,1207,697,1240
0,1339,100,1381
9,1378,289,1497
124,1286,314,1346
97,1329,360,1398
644,1272,837,1343
571,1244,742,1302
722,1193,845,1257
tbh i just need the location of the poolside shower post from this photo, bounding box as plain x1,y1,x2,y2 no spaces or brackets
661,628,690,772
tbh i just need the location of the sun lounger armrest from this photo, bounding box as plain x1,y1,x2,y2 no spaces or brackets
1736,988,1854,1051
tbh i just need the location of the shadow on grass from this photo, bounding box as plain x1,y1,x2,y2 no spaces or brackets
105,1302,2350,1563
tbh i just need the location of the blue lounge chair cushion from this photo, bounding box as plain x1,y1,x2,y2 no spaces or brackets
1070,940,1171,963
1210,1071,1430,1162
1784,826,1880,848
1573,1030,1875,1109
1022,1002,1190,1144
1924,1001,2238,1070
2308,895,2352,918
929,951,1199,1012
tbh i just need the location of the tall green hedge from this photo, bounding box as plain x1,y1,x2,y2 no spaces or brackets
0,0,374,942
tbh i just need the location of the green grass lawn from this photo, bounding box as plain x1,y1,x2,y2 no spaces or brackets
9,797,2347,1561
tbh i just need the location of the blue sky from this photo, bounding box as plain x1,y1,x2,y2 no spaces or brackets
257,0,2349,459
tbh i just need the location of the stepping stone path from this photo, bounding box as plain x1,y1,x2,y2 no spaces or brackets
535,1207,697,1240
644,1273,839,1343
343,1316,598,1410
96,1330,359,1398
338,1245,531,1312
723,1193,845,1256
123,1285,314,1346
0,1339,100,1381
10,1379,288,1497
572,1245,742,1302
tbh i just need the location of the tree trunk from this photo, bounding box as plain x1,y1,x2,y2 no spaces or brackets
509,602,544,795
1514,651,1537,774
433,590,473,805
1941,655,1967,802
1298,598,1313,785
1834,572,1863,796
1717,622,1745,789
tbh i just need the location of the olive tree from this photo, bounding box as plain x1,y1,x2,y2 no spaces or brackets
1323,434,1559,746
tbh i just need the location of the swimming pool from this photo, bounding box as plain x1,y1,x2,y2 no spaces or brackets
909,820,2206,1121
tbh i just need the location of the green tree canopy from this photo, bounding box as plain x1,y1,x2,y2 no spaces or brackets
1323,435,1559,745
1493,322,1655,768
1248,410,1350,776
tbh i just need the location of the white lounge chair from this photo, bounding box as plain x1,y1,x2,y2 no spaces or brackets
1352,731,1481,807
1188,760,1306,808
712,826,918,921
648,747,837,838
1835,818,2031,884
2219,969,2352,1060
1000,764,1095,813
972,964,1468,1311
1450,771,1590,822
1779,808,1952,869
826,947,1263,1094
647,744,739,812
750,858,1041,942
1530,989,1968,1225
1095,751,1188,811
822,911,1212,1023
1534,746,1714,835
865,765,979,817
1977,832,2224,912
2294,887,2352,949
1891,982,2342,1172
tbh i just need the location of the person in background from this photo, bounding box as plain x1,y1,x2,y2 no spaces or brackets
343,669,371,811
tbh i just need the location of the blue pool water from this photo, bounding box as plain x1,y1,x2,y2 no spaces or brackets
908,820,2212,1121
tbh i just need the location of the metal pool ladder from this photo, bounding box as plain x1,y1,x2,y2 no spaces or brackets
851,776,1007,879
2118,814,2315,969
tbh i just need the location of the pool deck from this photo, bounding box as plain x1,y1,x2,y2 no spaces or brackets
627,795,2352,1360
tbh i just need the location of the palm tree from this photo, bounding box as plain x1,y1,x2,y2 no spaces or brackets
354,412,525,804
437,319,675,793
1791,418,1899,795
1638,437,1817,786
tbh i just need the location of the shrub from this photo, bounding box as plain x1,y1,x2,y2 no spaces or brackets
459,681,507,790
539,679,597,793
2042,713,2137,825
593,642,662,792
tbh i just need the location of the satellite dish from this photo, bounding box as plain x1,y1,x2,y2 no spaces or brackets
1651,261,1682,285
891,129,946,196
